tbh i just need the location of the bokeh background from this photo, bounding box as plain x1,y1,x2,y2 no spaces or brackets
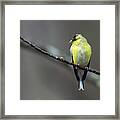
20,20,100,100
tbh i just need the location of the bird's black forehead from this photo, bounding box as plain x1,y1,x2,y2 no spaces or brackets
72,34,78,40
73,34,79,38
73,35,76,38
72,36,77,41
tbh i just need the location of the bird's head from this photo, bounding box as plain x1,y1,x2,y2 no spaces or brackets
69,34,82,43
69,34,87,44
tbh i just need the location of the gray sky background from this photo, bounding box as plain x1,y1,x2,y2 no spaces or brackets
20,20,100,100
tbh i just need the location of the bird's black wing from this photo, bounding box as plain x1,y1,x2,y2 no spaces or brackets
81,58,91,82
72,56,91,90
72,56,80,89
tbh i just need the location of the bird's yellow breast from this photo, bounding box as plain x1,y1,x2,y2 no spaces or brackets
70,39,92,67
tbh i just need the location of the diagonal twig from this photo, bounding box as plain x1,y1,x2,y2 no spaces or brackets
20,36,100,75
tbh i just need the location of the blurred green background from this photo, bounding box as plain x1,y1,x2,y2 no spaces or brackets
20,20,100,100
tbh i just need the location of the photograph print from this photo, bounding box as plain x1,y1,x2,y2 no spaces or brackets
20,20,100,100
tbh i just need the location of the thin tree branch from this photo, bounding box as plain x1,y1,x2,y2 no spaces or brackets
20,36,100,75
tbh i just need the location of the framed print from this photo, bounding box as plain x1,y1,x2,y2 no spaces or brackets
0,0,119,119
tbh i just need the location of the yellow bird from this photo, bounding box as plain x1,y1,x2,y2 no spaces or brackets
69,34,92,91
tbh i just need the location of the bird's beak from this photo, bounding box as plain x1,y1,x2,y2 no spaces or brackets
69,39,72,43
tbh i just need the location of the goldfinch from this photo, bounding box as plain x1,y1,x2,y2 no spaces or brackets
70,34,92,91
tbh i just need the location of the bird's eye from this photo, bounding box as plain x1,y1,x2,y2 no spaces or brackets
73,35,76,38
72,36,76,40
72,34,79,41
74,34,78,38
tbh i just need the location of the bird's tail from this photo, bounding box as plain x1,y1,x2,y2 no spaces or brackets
78,80,84,91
